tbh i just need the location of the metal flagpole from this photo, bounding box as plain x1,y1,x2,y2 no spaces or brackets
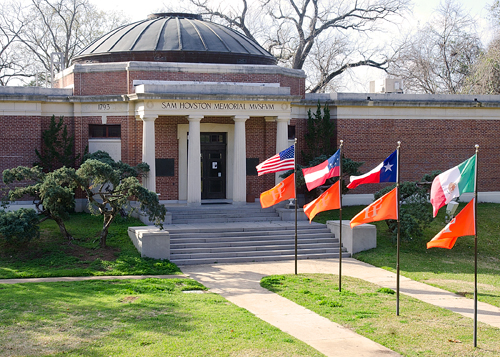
338,140,344,292
295,138,298,275
474,144,479,347
396,141,401,316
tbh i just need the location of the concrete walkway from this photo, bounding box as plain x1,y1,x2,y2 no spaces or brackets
181,258,500,357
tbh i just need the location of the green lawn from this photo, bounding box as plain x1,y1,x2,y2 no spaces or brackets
314,202,500,308
261,273,500,356
0,213,180,278
0,278,323,356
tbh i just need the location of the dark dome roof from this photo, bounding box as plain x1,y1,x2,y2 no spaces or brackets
72,13,276,65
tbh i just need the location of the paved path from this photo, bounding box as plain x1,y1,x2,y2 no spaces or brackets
0,274,186,284
181,258,500,357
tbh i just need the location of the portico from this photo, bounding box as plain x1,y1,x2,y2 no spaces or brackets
134,95,295,204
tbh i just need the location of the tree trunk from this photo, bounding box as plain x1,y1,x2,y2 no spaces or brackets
54,216,73,241
100,214,115,248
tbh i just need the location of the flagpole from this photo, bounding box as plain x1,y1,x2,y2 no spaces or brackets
474,144,479,347
396,141,401,316
338,140,344,292
294,138,298,275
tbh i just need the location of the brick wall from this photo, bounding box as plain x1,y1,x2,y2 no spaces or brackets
0,115,42,175
338,118,500,193
155,116,188,199
72,71,129,96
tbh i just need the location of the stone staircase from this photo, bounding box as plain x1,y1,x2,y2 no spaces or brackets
164,203,350,265
168,204,281,224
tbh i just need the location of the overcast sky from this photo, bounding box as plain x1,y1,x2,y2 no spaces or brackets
92,0,495,92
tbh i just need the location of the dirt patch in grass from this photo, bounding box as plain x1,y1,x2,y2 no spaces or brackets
62,243,119,262
121,296,140,303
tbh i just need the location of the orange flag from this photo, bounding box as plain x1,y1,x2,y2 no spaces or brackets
350,187,398,228
260,173,295,208
303,180,340,222
427,198,475,249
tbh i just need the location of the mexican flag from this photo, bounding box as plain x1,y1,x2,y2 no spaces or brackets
430,155,476,217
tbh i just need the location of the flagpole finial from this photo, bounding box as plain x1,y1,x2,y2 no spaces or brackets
397,141,401,148
294,138,297,144
340,139,344,147
475,144,479,151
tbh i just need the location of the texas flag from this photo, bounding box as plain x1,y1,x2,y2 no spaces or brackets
302,149,340,191
347,150,397,190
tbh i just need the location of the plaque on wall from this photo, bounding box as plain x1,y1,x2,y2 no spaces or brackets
156,158,175,177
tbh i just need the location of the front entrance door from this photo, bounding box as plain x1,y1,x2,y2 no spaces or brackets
201,133,226,199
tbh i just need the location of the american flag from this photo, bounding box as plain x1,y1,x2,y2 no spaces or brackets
256,145,295,176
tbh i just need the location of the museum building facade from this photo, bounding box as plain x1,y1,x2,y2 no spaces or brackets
2,13,500,206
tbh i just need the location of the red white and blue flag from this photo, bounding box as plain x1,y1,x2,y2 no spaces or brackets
256,145,295,176
347,150,398,190
302,149,341,191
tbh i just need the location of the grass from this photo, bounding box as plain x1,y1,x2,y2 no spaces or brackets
0,213,180,279
0,278,323,356
314,202,500,308
261,273,500,356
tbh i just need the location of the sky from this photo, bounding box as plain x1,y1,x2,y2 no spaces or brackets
88,0,496,92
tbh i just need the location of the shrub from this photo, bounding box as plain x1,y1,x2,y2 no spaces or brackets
374,171,440,243
0,208,40,243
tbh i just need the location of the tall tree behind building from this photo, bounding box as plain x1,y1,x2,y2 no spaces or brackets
0,0,128,85
178,0,410,93
462,1,500,94
388,0,483,94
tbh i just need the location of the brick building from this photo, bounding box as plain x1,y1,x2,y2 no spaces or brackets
1,13,500,208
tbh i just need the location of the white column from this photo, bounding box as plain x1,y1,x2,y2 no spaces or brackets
141,115,158,192
233,115,249,204
187,115,203,205
275,115,290,184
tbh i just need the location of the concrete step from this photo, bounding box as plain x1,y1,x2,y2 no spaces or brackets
171,244,344,257
168,203,282,225
172,252,351,266
169,230,333,241
172,216,283,224
167,224,329,234
171,212,280,220
170,236,336,247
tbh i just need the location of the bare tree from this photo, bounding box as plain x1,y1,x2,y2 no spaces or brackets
179,0,410,93
464,37,500,94
388,0,483,94
0,2,33,85
1,0,128,85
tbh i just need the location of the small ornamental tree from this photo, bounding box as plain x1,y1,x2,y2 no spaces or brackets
302,102,336,164
76,152,166,248
2,166,76,240
34,115,80,171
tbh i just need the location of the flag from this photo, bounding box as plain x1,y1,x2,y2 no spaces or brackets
347,150,397,189
350,187,398,228
260,173,295,208
256,145,295,176
303,180,340,222
302,149,341,191
427,198,475,249
430,155,476,217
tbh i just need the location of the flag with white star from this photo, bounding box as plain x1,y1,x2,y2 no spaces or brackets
347,150,398,189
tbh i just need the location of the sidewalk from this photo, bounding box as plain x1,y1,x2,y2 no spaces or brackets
181,258,500,356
